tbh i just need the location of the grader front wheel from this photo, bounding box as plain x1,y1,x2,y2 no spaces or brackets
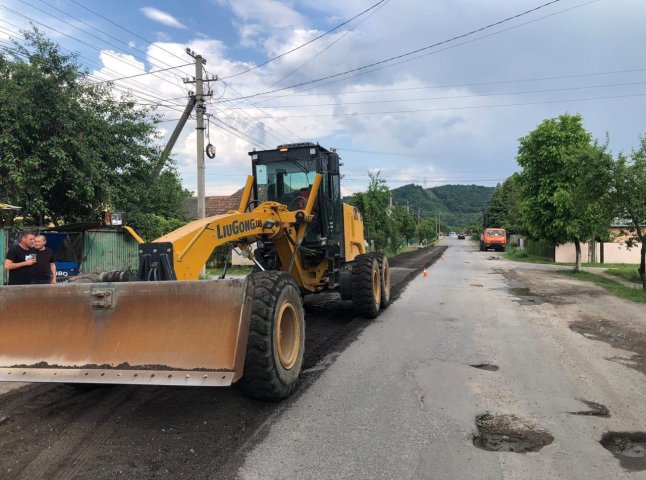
351,254,381,319
374,252,391,309
238,271,305,401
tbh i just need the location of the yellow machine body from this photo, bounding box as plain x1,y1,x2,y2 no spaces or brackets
0,279,252,386
0,168,364,386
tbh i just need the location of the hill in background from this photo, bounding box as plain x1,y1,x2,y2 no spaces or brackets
391,184,494,231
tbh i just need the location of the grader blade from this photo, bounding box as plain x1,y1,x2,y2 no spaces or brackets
0,279,252,386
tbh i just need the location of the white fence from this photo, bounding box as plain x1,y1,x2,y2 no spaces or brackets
555,241,642,264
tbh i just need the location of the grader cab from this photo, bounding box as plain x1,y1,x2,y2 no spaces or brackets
0,143,390,400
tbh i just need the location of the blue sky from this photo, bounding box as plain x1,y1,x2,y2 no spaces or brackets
1,0,646,197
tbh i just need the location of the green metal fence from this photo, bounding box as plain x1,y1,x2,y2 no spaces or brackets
0,228,6,284
525,238,555,261
81,229,139,273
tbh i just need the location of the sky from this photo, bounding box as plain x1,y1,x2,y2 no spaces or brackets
1,0,645,197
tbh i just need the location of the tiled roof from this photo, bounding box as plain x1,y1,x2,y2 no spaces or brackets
206,189,245,216
182,188,245,220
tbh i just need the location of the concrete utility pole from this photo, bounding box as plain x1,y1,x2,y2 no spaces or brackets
184,49,216,219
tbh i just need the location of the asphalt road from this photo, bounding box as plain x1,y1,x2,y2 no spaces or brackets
237,239,646,480
2,241,644,479
0,245,445,480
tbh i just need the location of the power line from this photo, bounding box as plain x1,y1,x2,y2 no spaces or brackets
221,0,567,101
208,115,271,149
246,66,646,104
233,80,646,109
0,8,187,99
246,92,646,118
93,63,193,84
11,1,188,91
231,0,604,106
222,0,389,80
216,79,307,143
67,0,189,65
274,0,604,101
208,102,287,147
267,0,391,88
32,0,187,80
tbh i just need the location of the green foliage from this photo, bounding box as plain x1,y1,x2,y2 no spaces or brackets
504,246,529,259
431,184,494,217
561,271,646,303
517,114,613,271
486,173,523,233
603,264,642,284
503,247,555,264
392,204,417,244
524,238,554,259
126,213,186,242
351,171,399,252
417,218,437,244
391,183,494,231
0,29,190,234
612,135,646,287
207,244,232,269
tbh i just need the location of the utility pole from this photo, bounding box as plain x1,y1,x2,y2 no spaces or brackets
184,49,216,219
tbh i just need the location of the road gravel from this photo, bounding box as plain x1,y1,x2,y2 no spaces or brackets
237,240,646,480
0,246,445,480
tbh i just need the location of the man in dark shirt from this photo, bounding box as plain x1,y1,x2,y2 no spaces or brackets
3,230,37,285
32,235,56,284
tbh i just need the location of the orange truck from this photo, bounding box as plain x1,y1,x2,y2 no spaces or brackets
480,228,507,251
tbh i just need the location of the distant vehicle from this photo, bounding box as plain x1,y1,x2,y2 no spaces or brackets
457,233,466,240
480,228,507,251
448,231,457,238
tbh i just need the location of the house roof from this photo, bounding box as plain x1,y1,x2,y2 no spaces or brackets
182,188,246,220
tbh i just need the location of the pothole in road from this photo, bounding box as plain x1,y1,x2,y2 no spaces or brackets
472,414,554,453
470,284,484,287
600,432,646,471
510,287,544,305
569,316,646,375
470,363,499,371
511,287,536,297
568,399,610,417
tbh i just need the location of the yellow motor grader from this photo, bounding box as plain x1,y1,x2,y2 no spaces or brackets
0,143,390,400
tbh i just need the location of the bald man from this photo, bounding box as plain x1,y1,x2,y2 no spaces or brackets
31,235,56,284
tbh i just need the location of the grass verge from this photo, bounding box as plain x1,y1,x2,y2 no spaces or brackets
205,265,253,278
502,247,553,264
561,270,646,303
599,264,642,283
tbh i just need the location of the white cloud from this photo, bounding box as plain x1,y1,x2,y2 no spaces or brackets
140,7,187,29
153,31,173,42
92,0,646,195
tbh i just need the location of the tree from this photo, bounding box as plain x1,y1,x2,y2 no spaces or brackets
0,29,189,237
517,114,613,271
486,173,523,234
612,136,646,288
351,171,398,252
392,204,417,245
417,219,436,244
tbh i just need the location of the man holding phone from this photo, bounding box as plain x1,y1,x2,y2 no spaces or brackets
3,230,37,285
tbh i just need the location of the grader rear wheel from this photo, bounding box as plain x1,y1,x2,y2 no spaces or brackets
351,254,381,319
238,271,305,401
374,252,391,309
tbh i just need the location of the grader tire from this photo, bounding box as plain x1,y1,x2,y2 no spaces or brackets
374,252,391,309
238,271,305,401
351,254,381,319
